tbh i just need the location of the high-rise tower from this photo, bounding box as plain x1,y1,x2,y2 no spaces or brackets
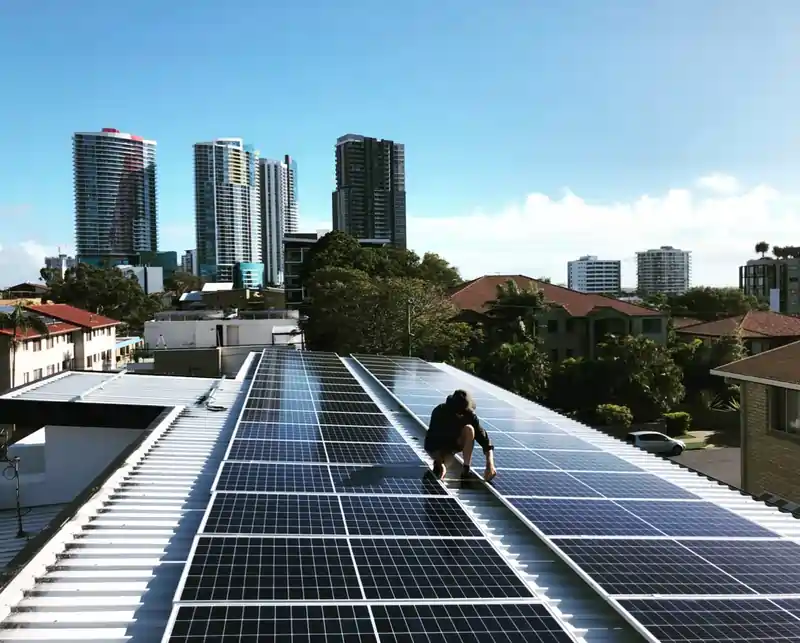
73,128,157,265
194,138,261,282
332,134,406,249
259,155,298,285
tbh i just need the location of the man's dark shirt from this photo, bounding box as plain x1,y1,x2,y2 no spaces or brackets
425,403,494,455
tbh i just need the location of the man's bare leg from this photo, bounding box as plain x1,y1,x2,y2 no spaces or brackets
460,424,476,469
432,452,448,479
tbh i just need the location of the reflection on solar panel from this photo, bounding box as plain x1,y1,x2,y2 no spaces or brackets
617,598,800,643
340,496,483,537
350,538,534,600
215,462,334,493
534,451,642,472
180,537,363,601
227,438,328,463
235,422,322,441
470,448,560,471
319,425,406,443
569,472,698,500
329,464,447,496
510,434,602,451
372,603,578,643
167,605,378,642
489,471,601,498
485,419,567,434
326,441,420,465
510,498,661,537
318,411,394,427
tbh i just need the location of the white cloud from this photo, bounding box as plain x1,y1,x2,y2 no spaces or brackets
0,240,65,288
695,173,742,195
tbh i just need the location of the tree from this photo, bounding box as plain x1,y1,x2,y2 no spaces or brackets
0,303,50,388
41,264,162,334
655,287,766,321
301,231,373,281
755,241,769,257
480,341,550,401
164,271,202,298
415,252,463,290
484,280,549,345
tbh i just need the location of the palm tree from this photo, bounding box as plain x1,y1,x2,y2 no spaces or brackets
755,241,769,257
0,303,50,389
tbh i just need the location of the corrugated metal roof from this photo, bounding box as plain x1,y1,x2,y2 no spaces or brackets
0,505,67,570
0,372,247,642
3,372,118,402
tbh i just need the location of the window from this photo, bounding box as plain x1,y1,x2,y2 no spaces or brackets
770,387,800,434
23,373,30,384
642,318,662,333
32,368,43,380
565,319,576,333
550,349,559,361
547,320,559,333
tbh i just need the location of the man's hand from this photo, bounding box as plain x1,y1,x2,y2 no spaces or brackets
484,451,497,482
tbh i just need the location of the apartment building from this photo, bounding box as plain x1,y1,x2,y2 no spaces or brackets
259,155,299,286
567,255,621,294
0,304,120,391
181,249,198,276
636,245,692,295
740,256,800,314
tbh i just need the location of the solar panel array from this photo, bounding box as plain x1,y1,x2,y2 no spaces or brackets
353,354,800,643
162,349,579,642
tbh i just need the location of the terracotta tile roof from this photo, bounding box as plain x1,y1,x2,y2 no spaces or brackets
450,275,661,317
0,322,79,340
24,304,120,329
713,340,800,387
676,310,800,339
672,316,704,329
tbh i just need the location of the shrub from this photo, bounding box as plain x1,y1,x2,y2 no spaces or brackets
595,404,633,430
662,411,692,436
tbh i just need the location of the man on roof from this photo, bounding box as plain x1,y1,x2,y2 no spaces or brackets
425,389,497,481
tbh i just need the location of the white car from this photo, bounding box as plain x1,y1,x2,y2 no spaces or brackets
626,431,685,456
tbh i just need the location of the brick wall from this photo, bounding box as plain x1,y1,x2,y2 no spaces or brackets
742,381,800,503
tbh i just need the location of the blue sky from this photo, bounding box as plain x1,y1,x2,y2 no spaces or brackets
1,0,799,286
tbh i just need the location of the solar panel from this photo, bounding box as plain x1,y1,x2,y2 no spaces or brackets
180,537,362,601
488,471,601,498
616,598,800,643
510,498,661,536
509,434,601,451
469,448,560,471
485,420,567,434
329,464,448,496
235,422,322,441
350,538,534,600
371,603,577,643
485,432,526,448
553,538,754,596
203,493,346,535
319,425,406,443
227,439,328,463
617,501,778,538
682,540,800,594
318,411,394,427
316,399,382,413
241,408,319,424
340,496,484,537
216,462,334,493
568,472,700,500
325,441,420,465
535,451,643,472
167,605,378,642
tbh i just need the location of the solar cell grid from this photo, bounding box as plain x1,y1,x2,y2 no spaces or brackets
489,471,601,498
554,538,754,596
311,384,370,395
535,450,643,473
684,540,800,595
235,423,322,441
350,538,534,600
569,471,699,500
316,399,381,414
326,441,420,465
617,598,800,643
167,604,378,642
469,448,559,471
215,462,333,493
487,420,566,434
241,408,318,425
340,495,484,537
618,500,778,538
329,465,447,496
227,439,328,463
510,434,600,451
318,411,393,427
510,498,661,537
180,537,362,601
483,432,525,448
319,425,406,443
203,493,346,535
371,603,577,643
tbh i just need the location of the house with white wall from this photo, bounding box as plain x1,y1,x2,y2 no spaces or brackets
0,304,120,391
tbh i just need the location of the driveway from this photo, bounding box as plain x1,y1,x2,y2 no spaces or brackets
671,447,741,488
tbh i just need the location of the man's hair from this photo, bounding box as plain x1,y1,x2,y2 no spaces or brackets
446,389,475,413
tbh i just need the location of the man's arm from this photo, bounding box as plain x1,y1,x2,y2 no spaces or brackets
470,413,494,454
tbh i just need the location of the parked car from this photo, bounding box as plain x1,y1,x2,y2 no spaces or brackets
626,430,685,456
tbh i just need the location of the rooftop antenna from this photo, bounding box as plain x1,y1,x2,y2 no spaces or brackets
0,428,26,538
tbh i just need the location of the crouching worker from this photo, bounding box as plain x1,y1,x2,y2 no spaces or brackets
425,389,497,482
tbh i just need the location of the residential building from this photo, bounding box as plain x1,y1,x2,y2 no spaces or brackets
0,352,795,641
567,255,621,294
117,265,164,294
0,303,119,390
712,341,800,504
259,155,299,286
180,249,198,275
73,128,158,265
676,310,800,355
332,134,407,249
194,138,261,283
636,245,691,295
44,253,77,279
450,274,669,361
740,256,800,314
2,283,47,299
233,262,265,290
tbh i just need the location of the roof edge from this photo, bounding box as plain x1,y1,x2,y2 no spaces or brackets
710,369,800,392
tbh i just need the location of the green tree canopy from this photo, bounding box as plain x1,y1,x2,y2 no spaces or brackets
41,264,162,334
480,341,550,401
164,271,202,297
484,280,549,345
644,286,766,321
755,241,769,257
